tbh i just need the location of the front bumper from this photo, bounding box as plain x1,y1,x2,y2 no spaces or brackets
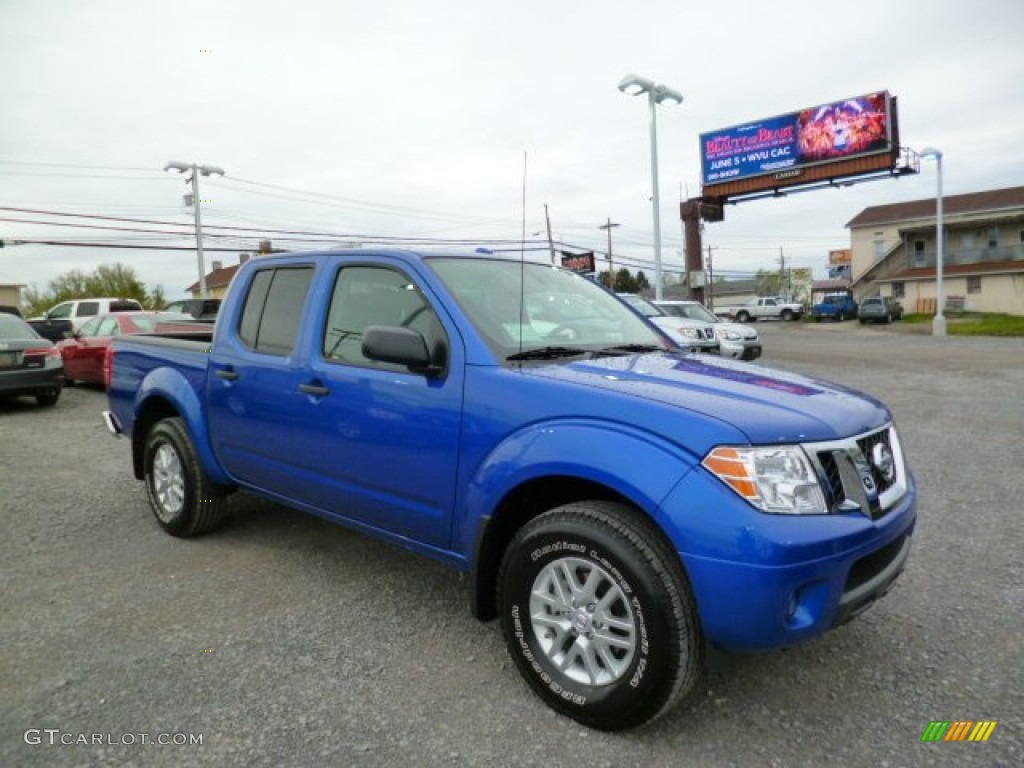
720,339,761,360
656,445,917,650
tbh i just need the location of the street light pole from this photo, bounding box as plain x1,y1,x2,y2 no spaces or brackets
164,161,225,299
920,148,945,336
618,74,682,302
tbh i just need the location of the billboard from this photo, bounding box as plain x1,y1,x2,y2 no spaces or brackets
560,251,595,273
828,248,852,266
700,92,894,189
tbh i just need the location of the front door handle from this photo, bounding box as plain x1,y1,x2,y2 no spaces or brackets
215,369,239,381
298,383,329,397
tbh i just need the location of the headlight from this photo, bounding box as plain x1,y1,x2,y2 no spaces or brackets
702,445,827,514
719,330,741,341
678,328,700,338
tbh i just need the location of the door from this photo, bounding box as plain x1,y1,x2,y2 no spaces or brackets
207,265,316,493
60,316,101,380
286,263,463,548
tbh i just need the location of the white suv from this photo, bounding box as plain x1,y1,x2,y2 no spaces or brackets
655,300,762,361
33,298,144,331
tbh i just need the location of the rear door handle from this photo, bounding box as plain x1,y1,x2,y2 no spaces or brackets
298,383,330,396
215,369,239,381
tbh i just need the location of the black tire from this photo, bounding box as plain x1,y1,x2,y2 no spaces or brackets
498,501,702,731
859,319,867,325
36,390,60,406
144,417,230,538
736,311,750,323
885,313,892,324
781,309,794,321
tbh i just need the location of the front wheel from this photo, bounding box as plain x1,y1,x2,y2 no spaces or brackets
144,417,230,537
781,309,794,321
498,501,702,731
736,311,750,323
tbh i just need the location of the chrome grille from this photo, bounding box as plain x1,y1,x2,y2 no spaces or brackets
807,425,907,520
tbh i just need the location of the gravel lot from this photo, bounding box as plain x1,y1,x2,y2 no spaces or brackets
2,322,1021,767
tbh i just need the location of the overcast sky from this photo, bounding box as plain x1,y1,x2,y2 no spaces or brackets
2,0,1022,300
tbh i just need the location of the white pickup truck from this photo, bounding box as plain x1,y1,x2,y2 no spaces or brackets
716,296,803,323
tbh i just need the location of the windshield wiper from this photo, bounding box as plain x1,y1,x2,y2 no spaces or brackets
594,344,663,356
506,346,590,362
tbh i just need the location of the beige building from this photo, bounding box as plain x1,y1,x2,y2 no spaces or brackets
847,186,1024,315
0,283,25,308
185,254,252,299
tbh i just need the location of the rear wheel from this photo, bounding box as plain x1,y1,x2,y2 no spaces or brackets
498,501,702,731
736,311,750,323
36,390,60,406
144,417,230,537
781,309,794,321
885,313,893,324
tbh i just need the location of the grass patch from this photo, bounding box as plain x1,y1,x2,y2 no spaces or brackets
902,312,1024,336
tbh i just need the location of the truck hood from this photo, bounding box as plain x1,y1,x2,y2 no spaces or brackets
524,352,888,444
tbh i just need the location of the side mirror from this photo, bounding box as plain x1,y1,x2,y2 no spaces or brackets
363,325,443,377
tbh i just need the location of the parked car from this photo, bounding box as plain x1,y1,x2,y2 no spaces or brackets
0,305,24,318
163,298,221,321
859,296,904,324
716,296,803,322
28,297,144,342
617,293,719,353
812,293,859,322
655,300,762,361
0,314,64,406
105,249,916,730
57,311,193,386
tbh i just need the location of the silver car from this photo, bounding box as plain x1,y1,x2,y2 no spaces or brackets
617,294,719,353
655,300,762,361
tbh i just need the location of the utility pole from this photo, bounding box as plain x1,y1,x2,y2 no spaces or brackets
778,246,786,300
706,245,715,310
598,218,620,288
164,161,225,299
544,204,556,265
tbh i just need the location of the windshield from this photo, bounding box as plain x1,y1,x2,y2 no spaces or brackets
428,258,667,359
659,303,718,323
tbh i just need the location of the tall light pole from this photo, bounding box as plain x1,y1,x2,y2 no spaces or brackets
164,161,225,299
919,147,945,336
618,74,682,301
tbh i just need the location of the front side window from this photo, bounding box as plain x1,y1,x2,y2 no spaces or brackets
428,258,664,360
97,317,120,336
48,302,73,320
323,266,444,369
236,267,313,355
76,301,100,318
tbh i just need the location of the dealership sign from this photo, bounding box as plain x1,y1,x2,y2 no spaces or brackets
560,251,595,273
700,92,893,187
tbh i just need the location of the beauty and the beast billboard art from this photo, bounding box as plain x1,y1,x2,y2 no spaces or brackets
700,92,895,196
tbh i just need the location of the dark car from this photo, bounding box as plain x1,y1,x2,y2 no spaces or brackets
859,296,904,324
0,305,24,318
163,298,221,321
57,311,193,386
0,314,64,406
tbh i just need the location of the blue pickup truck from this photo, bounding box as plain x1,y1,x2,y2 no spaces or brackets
812,292,859,322
104,249,916,730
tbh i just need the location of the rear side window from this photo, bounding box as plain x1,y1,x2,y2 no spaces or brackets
237,268,313,355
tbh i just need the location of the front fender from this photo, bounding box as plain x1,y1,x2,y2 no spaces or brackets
134,367,232,486
458,418,700,558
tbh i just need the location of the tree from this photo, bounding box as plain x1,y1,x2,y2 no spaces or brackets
23,263,164,316
597,270,613,288
614,268,637,293
755,268,785,297
635,271,650,291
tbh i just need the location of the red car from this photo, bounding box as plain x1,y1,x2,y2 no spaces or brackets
57,311,195,386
